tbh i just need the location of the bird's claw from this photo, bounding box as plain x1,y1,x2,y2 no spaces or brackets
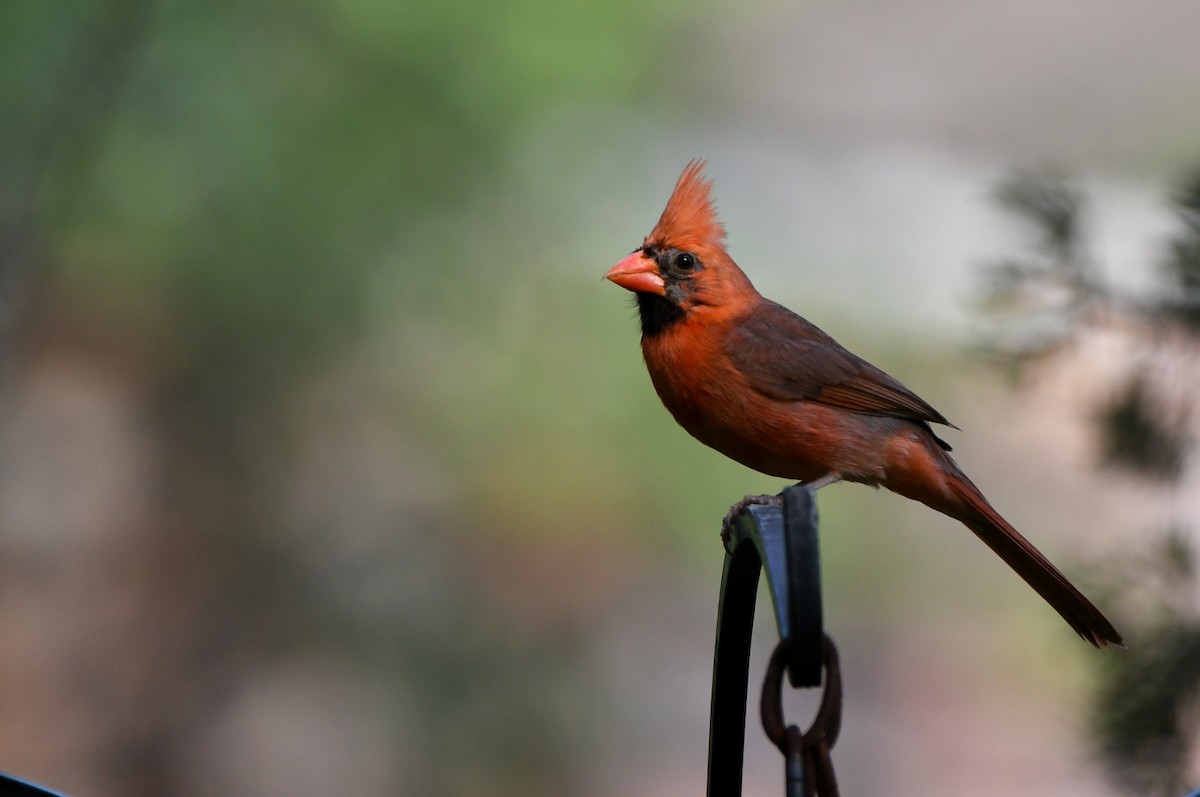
720,493,781,548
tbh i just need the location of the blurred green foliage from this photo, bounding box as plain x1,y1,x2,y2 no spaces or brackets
1,1,732,795
5,0,689,399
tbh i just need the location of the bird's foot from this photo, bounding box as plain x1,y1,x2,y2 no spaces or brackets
720,493,781,548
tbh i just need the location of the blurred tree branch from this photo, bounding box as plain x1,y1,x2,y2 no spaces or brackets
0,0,157,369
978,166,1200,795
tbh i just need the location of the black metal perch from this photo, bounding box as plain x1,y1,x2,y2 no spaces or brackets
707,484,842,797
0,773,71,797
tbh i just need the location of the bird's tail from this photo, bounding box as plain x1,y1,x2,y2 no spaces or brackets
941,469,1124,648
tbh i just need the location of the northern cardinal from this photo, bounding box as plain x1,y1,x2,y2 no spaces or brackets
605,161,1122,648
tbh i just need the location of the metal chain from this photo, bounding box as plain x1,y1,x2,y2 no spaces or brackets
760,634,842,797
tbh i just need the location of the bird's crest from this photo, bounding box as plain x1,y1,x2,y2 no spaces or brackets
647,160,727,252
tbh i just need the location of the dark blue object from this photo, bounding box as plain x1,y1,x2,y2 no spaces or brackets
0,773,71,797
707,484,825,797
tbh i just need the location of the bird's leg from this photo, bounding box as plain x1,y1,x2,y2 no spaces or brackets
801,473,842,491
720,493,781,546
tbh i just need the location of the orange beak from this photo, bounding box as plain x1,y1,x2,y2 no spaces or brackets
604,251,665,295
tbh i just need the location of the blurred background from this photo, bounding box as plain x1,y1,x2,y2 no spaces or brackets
3,1,1200,795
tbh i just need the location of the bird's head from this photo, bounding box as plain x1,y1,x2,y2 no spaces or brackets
605,160,758,336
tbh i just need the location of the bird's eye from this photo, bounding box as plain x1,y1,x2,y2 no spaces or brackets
676,252,696,271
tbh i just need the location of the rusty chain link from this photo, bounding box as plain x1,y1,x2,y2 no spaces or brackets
760,634,842,797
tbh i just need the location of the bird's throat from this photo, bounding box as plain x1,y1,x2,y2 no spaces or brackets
636,293,686,338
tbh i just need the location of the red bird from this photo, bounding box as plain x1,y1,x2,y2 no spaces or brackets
605,161,1122,648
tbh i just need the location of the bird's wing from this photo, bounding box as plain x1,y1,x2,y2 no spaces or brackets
724,300,955,428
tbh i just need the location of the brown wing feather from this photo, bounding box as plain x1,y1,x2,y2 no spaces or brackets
724,300,956,429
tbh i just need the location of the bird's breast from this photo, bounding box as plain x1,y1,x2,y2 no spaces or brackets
640,324,889,483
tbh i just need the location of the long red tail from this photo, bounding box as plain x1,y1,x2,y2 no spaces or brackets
943,471,1123,648
884,434,1123,647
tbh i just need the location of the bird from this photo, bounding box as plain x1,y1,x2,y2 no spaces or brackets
604,160,1122,648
